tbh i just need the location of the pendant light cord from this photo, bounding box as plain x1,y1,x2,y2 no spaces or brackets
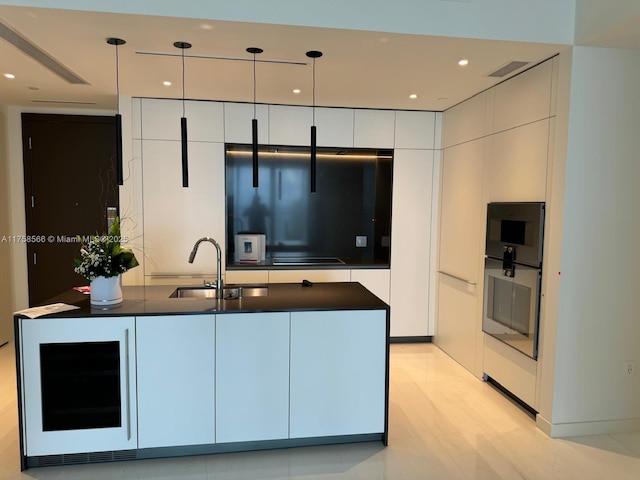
115,43,120,114
253,52,257,119
181,47,186,117
312,57,316,126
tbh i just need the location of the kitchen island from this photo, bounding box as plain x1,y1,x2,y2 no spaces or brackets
14,282,389,469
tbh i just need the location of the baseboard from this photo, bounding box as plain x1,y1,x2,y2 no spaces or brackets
536,414,640,438
390,336,432,344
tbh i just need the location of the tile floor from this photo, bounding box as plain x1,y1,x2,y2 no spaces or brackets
1,341,639,479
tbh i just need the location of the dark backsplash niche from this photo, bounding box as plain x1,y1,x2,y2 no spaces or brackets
225,144,393,265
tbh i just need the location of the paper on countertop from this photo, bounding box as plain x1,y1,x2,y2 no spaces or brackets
14,303,81,319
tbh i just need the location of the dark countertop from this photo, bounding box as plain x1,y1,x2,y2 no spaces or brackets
19,282,389,319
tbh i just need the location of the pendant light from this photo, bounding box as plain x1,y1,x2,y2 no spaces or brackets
174,41,192,188
246,47,263,188
306,50,323,193
107,37,125,185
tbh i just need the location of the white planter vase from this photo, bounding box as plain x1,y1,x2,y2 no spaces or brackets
90,275,123,306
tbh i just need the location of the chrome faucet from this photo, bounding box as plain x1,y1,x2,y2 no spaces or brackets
189,237,223,299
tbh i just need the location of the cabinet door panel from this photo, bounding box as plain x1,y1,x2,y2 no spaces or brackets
269,105,312,145
439,140,485,284
394,111,436,149
224,102,269,144
354,110,395,148
315,107,354,147
136,315,215,448
290,310,386,438
487,119,549,202
351,269,390,304
216,312,290,443
142,140,225,276
390,149,433,336
493,60,553,133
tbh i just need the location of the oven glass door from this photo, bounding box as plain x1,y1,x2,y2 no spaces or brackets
483,258,541,359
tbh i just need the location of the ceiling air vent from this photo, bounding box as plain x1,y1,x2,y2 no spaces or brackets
487,60,529,78
0,21,89,84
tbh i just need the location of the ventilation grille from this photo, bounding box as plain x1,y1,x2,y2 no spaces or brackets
487,60,529,78
0,21,89,84
27,450,138,467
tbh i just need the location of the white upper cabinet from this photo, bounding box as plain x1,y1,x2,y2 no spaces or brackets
394,111,436,149
354,110,395,148
184,100,225,142
442,91,488,148
314,107,354,147
223,102,269,144
141,98,224,142
492,60,553,133
269,105,313,145
486,119,549,202
131,97,142,139
142,140,225,276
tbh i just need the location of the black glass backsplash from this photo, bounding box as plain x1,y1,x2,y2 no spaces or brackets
226,144,393,264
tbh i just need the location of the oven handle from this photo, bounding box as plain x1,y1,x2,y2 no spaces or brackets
438,270,477,286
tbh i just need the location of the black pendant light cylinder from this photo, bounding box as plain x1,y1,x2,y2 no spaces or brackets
181,117,189,187
107,37,126,186
175,41,192,188
247,47,263,189
310,125,317,193
252,118,259,188
306,50,322,194
115,113,123,185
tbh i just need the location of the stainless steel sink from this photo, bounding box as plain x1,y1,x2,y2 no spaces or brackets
170,284,269,299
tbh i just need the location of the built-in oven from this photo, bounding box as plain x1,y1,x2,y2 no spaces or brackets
482,202,544,359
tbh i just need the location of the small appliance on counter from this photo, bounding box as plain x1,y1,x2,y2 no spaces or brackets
234,233,266,263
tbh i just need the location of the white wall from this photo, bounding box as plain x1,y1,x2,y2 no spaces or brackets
0,1,576,45
538,46,640,436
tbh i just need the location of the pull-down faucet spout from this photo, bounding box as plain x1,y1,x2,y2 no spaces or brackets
188,237,223,299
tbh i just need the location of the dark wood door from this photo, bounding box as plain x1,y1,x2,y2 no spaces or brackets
22,113,119,306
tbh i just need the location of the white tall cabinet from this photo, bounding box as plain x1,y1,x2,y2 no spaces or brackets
438,57,558,408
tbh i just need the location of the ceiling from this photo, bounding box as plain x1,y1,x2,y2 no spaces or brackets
0,6,571,112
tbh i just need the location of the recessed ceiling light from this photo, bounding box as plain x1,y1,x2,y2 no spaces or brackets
293,89,301,94
409,94,418,99
163,81,172,86
458,59,469,66
4,73,15,79
438,97,449,101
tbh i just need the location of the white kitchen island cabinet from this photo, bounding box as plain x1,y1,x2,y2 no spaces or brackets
136,315,215,449
15,282,389,470
215,312,290,443
290,310,387,438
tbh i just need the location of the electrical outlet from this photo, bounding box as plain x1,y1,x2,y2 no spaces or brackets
624,361,635,377
355,235,367,248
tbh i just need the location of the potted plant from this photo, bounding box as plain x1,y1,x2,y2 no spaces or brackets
74,217,139,306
